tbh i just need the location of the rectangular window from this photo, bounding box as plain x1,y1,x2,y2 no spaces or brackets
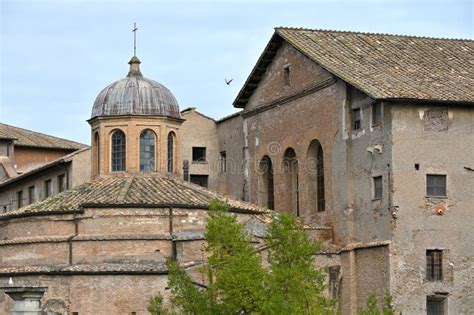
372,102,382,126
283,65,291,85
192,147,206,162
219,151,227,173
373,176,383,199
427,296,446,315
426,249,443,281
28,186,35,205
44,179,52,198
16,190,23,209
190,175,208,188
427,175,447,197
58,174,66,193
353,108,361,130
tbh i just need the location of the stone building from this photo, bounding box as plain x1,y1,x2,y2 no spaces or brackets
0,27,472,315
0,55,274,315
0,123,89,213
180,28,474,314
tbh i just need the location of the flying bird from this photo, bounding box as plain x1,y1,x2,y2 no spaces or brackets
225,78,233,85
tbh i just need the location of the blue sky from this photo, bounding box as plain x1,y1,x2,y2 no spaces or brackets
1,0,472,144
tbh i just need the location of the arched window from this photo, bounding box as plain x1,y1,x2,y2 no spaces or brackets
111,130,126,172
259,156,274,210
93,132,100,175
140,129,155,172
283,148,299,215
167,132,175,173
307,140,325,212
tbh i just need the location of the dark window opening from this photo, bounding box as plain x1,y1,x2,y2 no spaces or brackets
58,174,66,193
372,102,382,126
16,190,23,209
353,108,361,130
283,148,299,216
427,175,446,197
140,130,155,172
94,132,100,175
426,249,443,281
415,163,420,171
259,156,274,210
190,175,208,188
220,151,227,173
284,65,291,85
316,147,325,211
373,176,383,199
167,132,175,173
192,147,206,162
183,160,189,181
427,296,445,315
28,186,35,205
111,130,126,172
44,179,52,198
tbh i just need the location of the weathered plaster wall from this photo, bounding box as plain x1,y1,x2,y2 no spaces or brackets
13,147,73,174
390,104,474,314
216,114,245,199
180,109,219,190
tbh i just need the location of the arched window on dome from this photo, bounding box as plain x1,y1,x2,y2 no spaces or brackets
140,130,156,172
111,130,126,172
167,132,175,174
93,132,100,175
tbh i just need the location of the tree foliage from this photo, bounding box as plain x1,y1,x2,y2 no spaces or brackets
358,292,394,315
149,199,334,314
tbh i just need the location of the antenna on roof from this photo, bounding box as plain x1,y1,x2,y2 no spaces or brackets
132,22,138,57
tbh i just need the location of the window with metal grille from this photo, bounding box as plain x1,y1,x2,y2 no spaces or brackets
317,147,325,211
58,174,66,192
426,249,443,281
373,176,383,199
168,132,175,173
427,296,445,315
16,190,23,209
192,147,206,162
28,186,35,205
220,151,227,173
44,179,52,198
372,102,382,126
427,175,446,197
353,108,361,130
111,130,126,172
140,130,155,172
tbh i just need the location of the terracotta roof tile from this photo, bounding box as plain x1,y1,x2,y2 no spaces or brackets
0,123,87,150
1,175,270,218
234,28,474,106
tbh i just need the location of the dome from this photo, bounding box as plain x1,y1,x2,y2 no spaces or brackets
91,56,181,119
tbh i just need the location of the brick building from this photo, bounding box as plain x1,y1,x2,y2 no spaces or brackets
0,28,472,314
180,28,474,314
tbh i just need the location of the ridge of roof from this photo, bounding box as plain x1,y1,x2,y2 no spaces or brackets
0,122,88,150
274,27,473,42
181,107,216,122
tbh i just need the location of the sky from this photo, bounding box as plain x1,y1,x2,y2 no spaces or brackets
1,0,472,144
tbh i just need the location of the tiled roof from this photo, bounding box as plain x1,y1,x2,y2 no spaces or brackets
0,147,90,187
1,175,270,218
0,123,87,150
234,28,474,107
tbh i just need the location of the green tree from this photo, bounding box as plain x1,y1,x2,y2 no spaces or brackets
358,292,394,315
149,199,333,314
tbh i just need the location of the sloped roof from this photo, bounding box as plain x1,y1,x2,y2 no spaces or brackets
234,27,474,107
0,147,90,187
0,123,87,150
0,175,269,219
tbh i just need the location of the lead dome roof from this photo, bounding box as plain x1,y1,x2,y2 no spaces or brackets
91,56,181,119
